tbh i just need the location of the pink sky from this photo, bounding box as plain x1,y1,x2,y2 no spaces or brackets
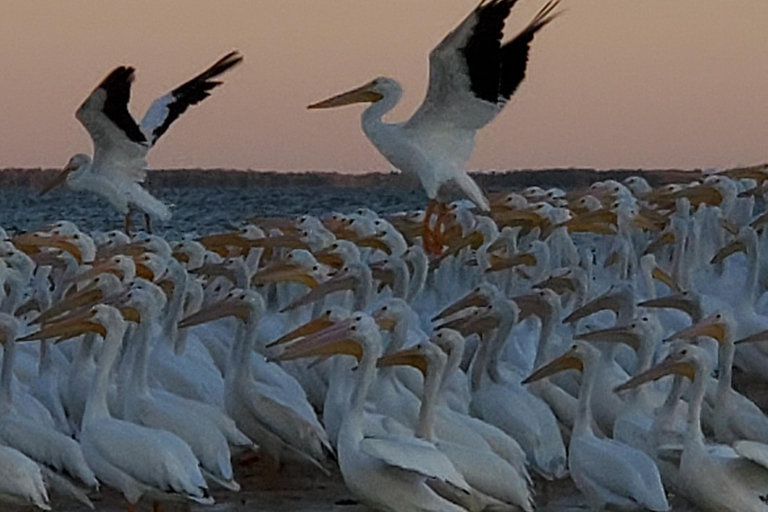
1,1,767,173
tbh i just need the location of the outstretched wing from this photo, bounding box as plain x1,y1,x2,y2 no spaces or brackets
140,51,243,146
75,66,150,181
407,0,559,132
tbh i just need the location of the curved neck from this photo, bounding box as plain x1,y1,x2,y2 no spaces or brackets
0,335,16,410
416,362,444,441
84,322,127,424
406,252,428,304
685,368,707,445
574,360,596,436
390,260,410,300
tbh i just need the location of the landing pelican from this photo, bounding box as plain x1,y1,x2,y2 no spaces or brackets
308,0,560,255
44,51,243,233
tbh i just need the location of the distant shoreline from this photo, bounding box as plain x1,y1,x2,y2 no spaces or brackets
0,168,703,191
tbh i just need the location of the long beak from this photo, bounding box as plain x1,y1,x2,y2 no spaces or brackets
13,233,83,264
432,290,488,322
575,325,641,350
643,231,675,255
485,252,537,273
735,329,768,345
308,82,383,109
315,252,345,269
119,306,142,323
178,298,250,328
511,292,549,320
20,311,106,342
651,266,680,292
664,313,726,344
269,319,361,362
251,261,318,288
281,270,357,313
357,236,391,255
35,285,105,325
563,293,621,324
39,167,73,196
711,240,746,265
195,262,237,284
522,350,583,384
674,185,722,207
266,313,336,348
534,275,576,295
377,346,427,376
614,355,695,392
638,293,697,318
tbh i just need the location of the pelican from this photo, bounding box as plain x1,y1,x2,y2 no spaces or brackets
44,51,243,233
308,0,560,255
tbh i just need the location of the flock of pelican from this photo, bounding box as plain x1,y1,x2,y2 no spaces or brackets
10,1,768,511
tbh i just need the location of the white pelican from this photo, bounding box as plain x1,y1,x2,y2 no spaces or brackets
617,342,768,512
308,0,560,255
44,51,243,233
275,313,473,512
525,342,669,511
30,305,213,510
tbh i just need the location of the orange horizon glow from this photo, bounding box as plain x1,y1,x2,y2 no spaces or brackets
0,1,767,173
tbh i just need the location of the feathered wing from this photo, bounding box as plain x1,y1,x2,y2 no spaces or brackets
359,435,470,492
76,67,150,183
140,51,243,145
406,0,559,132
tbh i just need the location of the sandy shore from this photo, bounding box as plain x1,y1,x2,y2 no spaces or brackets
40,458,702,512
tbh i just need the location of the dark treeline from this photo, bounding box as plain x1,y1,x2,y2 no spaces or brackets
0,168,701,192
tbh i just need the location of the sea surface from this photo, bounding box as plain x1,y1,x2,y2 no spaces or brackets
0,185,428,237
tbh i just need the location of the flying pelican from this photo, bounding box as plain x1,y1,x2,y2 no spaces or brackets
43,51,243,233
308,0,560,256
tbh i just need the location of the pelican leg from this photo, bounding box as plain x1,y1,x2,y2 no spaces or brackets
153,501,163,512
434,202,449,252
124,208,133,235
144,213,152,235
127,502,136,512
423,199,441,256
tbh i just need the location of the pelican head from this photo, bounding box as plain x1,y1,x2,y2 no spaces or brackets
308,77,400,109
40,153,91,196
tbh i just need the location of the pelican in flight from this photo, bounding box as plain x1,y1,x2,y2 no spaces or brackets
44,51,243,233
308,0,560,255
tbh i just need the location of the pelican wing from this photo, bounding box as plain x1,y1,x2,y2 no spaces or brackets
359,435,470,492
407,0,559,132
140,51,243,146
75,66,150,182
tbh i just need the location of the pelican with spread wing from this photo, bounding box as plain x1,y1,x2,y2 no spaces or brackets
45,51,243,233
308,0,560,255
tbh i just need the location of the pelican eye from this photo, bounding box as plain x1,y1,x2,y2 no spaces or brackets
631,323,636,328
312,265,318,271
382,306,388,311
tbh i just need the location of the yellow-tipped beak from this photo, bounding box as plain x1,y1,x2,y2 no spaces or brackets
267,313,336,348
36,286,105,325
377,346,427,376
563,294,621,324
665,314,726,344
39,167,74,196
178,298,250,328
711,240,746,265
614,355,695,392
651,267,680,292
21,311,106,342
523,350,583,384
432,290,488,322
575,325,641,350
270,319,361,362
252,261,319,289
308,82,383,109
13,232,83,264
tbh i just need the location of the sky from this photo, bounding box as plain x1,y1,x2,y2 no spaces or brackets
1,1,767,173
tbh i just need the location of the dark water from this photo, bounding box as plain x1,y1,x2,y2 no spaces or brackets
0,186,428,238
